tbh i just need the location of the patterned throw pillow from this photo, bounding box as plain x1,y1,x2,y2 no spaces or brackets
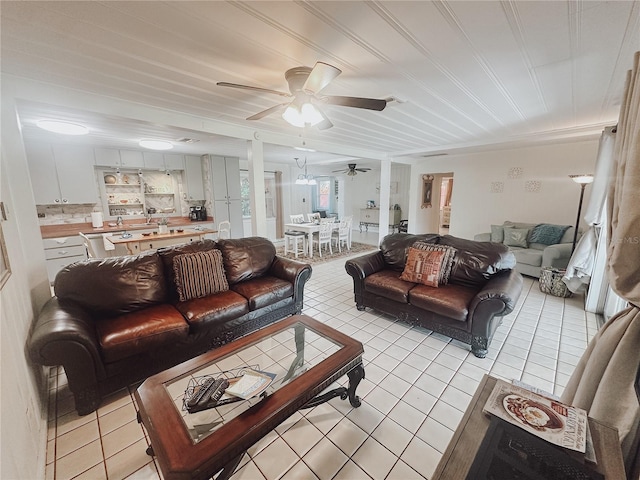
503,227,529,248
400,247,446,287
412,241,457,285
173,249,229,302
529,224,570,245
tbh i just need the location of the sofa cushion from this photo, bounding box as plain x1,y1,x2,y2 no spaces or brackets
158,239,218,302
96,304,189,363
491,225,504,243
438,235,516,288
503,227,530,248
217,237,276,284
400,247,446,287
512,248,543,267
173,249,229,301
413,242,457,285
231,276,293,310
380,233,440,271
409,283,478,322
364,270,414,303
175,290,249,333
55,252,167,315
529,224,570,245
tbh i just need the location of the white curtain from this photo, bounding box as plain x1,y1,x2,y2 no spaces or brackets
561,51,640,475
563,127,616,293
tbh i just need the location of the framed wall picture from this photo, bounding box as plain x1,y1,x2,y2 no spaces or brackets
421,175,434,209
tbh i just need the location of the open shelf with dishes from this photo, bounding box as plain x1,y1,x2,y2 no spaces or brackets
99,168,180,219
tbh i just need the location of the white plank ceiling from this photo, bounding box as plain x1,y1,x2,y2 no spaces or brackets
1,1,639,166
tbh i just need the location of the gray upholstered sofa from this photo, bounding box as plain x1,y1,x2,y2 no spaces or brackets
474,221,576,278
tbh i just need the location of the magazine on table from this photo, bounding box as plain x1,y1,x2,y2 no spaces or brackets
483,378,588,453
224,369,277,400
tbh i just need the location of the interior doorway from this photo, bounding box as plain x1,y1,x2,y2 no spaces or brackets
439,176,453,235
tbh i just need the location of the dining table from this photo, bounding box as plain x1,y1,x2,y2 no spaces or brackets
284,222,342,258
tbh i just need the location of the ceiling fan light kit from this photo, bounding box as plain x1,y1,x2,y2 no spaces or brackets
217,61,387,130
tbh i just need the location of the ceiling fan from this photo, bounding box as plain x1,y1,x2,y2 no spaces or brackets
216,62,387,130
332,163,372,176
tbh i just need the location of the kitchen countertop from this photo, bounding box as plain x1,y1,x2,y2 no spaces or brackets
40,217,215,239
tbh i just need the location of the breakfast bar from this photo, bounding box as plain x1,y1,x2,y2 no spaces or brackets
107,229,207,255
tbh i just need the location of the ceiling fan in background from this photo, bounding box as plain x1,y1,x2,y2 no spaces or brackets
217,62,387,130
332,163,372,176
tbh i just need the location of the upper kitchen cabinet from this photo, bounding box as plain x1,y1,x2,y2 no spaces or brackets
94,148,144,168
143,152,184,171
26,143,98,205
184,155,205,201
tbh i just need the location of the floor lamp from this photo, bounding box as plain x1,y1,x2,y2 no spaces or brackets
569,174,594,254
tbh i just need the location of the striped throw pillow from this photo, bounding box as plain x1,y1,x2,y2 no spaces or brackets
173,249,229,301
412,241,457,285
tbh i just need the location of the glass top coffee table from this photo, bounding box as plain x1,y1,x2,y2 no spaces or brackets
135,314,365,480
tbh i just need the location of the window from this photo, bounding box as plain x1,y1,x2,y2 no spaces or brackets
315,178,332,211
240,173,275,218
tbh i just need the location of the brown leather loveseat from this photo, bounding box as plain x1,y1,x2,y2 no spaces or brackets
345,234,523,358
28,237,312,415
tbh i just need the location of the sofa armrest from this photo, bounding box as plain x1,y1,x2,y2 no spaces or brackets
27,298,105,410
344,251,386,281
469,269,523,318
465,269,523,357
269,256,312,301
542,243,573,268
474,233,491,242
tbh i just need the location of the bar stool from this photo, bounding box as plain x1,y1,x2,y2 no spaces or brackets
284,231,306,258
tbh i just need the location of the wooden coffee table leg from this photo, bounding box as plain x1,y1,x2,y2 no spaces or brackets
301,361,365,409
346,363,365,407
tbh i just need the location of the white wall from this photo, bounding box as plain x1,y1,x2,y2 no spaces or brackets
1,92,52,480
408,139,599,239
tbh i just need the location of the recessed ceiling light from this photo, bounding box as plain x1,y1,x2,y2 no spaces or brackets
36,120,89,135
138,139,174,150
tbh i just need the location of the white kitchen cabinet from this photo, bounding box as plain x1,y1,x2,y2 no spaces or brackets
94,148,144,168
144,153,184,171
26,143,98,205
43,236,87,283
164,154,184,171
210,155,243,238
184,155,205,200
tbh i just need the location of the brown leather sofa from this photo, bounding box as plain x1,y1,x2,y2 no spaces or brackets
28,237,312,415
345,234,523,358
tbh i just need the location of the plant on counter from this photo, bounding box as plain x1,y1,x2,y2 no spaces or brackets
158,216,169,226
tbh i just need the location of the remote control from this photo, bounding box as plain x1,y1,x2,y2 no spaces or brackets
186,377,215,408
208,378,230,405
197,377,228,408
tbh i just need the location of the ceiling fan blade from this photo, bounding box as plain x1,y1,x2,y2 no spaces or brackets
246,103,289,121
315,105,333,130
303,62,341,95
355,168,371,172
332,168,348,173
217,82,292,98
322,95,387,111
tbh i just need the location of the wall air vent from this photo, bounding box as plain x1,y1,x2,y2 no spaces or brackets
422,153,447,158
176,137,200,143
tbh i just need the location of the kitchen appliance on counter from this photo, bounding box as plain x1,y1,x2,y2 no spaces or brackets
189,205,207,221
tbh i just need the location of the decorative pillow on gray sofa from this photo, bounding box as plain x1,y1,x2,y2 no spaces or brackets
503,227,530,248
529,224,570,245
491,225,504,243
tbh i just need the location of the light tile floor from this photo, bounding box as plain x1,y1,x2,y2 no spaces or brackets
45,242,600,480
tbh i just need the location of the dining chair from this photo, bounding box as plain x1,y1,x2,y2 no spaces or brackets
79,232,118,258
313,221,334,257
307,212,321,223
332,217,351,252
78,232,97,258
217,220,231,239
290,214,305,224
